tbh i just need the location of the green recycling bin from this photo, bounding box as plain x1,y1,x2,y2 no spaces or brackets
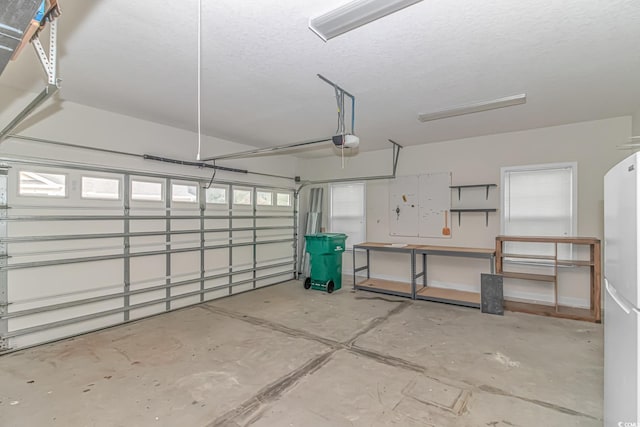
304,233,347,293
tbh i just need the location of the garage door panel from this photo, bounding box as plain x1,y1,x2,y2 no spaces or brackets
8,260,124,305
129,303,166,320
130,255,165,283
8,298,124,333
257,242,293,262
10,313,125,350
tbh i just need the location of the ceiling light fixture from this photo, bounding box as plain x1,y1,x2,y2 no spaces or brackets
418,94,527,122
309,0,423,42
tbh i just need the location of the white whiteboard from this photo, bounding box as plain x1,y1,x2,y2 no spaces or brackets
388,172,451,238
389,175,419,236
418,172,451,238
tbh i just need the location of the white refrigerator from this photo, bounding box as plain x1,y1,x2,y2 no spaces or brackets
605,152,640,426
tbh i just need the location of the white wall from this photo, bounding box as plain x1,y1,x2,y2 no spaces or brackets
299,116,632,307
0,85,296,188
633,109,640,136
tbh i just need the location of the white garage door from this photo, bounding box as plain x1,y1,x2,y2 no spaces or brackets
0,160,296,352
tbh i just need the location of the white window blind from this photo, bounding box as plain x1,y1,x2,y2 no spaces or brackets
501,162,577,258
329,182,366,249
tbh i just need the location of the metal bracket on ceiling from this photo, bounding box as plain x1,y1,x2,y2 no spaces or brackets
297,139,403,189
0,13,61,143
32,19,59,86
317,73,355,137
201,75,358,162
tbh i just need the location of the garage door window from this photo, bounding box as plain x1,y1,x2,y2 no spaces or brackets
18,171,66,197
206,187,226,204
81,176,120,200
132,180,163,201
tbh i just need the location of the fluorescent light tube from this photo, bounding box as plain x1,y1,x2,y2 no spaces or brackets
418,94,527,122
309,0,423,42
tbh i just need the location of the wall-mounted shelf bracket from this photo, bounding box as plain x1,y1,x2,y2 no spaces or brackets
450,184,497,200
450,208,497,227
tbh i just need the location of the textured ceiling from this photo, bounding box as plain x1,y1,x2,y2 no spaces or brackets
1,0,640,153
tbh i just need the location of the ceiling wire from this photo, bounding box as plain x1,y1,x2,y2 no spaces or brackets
196,0,202,161
334,88,346,168
341,91,345,169
206,160,217,189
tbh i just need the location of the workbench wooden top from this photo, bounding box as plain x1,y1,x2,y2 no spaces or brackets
354,242,423,250
415,245,495,255
353,242,495,255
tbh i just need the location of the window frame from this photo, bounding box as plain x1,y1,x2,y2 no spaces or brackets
232,187,253,206
205,185,228,205
130,178,165,203
171,181,199,204
17,170,68,199
256,190,274,206
328,182,366,250
275,192,292,207
500,162,578,262
80,175,122,201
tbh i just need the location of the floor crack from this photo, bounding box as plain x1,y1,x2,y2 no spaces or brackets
345,300,412,346
198,304,342,349
206,350,336,427
199,299,599,424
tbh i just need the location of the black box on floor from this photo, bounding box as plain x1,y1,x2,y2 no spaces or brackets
481,273,504,315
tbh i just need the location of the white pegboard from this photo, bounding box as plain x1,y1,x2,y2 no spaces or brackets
389,172,451,238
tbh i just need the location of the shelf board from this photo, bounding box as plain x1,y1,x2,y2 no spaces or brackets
450,209,497,213
416,286,480,308
501,253,556,260
504,300,598,323
500,271,556,282
556,260,594,267
355,278,412,297
496,235,600,245
449,184,497,189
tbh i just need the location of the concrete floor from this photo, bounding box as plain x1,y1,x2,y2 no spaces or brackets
0,280,603,426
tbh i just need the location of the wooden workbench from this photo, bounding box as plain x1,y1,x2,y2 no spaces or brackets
352,242,496,308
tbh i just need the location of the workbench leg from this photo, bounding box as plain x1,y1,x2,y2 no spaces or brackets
411,250,416,299
352,248,356,290
422,254,427,287
366,250,370,279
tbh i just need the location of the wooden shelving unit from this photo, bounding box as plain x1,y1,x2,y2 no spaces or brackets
495,235,601,323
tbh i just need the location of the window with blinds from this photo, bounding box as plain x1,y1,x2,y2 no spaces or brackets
501,163,577,259
329,182,366,249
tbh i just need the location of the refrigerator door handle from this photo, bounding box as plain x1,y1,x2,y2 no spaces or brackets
605,278,632,314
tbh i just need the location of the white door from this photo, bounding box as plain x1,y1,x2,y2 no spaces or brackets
604,282,640,426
